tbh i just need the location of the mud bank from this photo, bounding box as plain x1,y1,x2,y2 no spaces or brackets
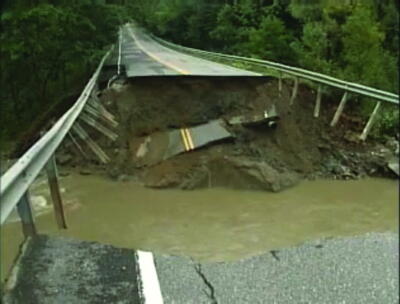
59,76,398,191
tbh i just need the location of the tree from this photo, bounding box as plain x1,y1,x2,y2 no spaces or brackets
0,2,123,144
341,5,392,90
247,15,296,64
291,22,332,73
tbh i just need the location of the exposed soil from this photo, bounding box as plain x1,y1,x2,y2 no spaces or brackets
59,76,398,191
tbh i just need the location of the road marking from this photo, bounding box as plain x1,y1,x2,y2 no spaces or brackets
180,128,190,151
184,128,195,150
137,250,164,304
127,26,189,75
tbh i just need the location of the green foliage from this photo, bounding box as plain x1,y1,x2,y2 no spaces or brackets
341,5,387,88
291,22,332,73
288,0,324,22
376,105,399,137
210,4,250,53
247,15,297,64
0,2,124,143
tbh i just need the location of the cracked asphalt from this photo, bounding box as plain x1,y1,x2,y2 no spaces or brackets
3,235,141,304
154,232,399,304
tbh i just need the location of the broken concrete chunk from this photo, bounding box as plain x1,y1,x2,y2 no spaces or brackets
131,120,233,167
183,120,232,152
388,157,399,176
227,105,279,127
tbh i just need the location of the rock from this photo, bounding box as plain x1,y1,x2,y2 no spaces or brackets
180,168,209,190
117,174,130,182
317,143,330,150
59,171,70,177
56,153,72,165
144,156,300,192
341,166,353,178
324,157,342,174
145,175,180,188
344,131,359,143
386,138,399,155
107,167,120,180
79,169,91,176
207,156,300,192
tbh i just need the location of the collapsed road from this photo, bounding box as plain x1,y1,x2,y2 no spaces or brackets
2,23,398,304
61,23,399,193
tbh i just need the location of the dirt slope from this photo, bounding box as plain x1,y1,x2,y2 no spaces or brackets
62,76,397,191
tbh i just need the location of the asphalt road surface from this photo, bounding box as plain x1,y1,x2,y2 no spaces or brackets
2,235,141,304
155,232,399,304
120,24,261,77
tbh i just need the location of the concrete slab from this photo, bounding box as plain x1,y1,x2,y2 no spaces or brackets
227,105,279,127
132,120,233,167
155,232,399,304
2,235,141,304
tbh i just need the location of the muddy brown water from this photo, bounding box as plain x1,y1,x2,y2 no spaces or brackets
1,172,398,281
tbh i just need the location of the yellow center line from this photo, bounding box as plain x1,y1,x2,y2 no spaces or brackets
180,128,190,151
127,26,189,75
184,128,195,150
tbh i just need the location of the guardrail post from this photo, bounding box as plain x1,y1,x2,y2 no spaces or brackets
68,132,88,158
17,192,37,237
359,101,381,141
330,91,348,127
46,154,67,229
289,77,299,105
314,85,322,118
72,123,110,164
278,72,282,96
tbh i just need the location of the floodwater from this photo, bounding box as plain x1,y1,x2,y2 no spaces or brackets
1,172,398,281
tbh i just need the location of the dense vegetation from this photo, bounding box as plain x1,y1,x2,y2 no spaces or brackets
0,0,129,147
1,0,398,149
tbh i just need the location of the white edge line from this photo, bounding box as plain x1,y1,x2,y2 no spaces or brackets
137,250,164,304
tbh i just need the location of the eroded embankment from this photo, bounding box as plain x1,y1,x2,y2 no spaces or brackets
62,76,397,191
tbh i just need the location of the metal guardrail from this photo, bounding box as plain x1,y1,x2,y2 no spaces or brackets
0,49,111,227
152,35,399,105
